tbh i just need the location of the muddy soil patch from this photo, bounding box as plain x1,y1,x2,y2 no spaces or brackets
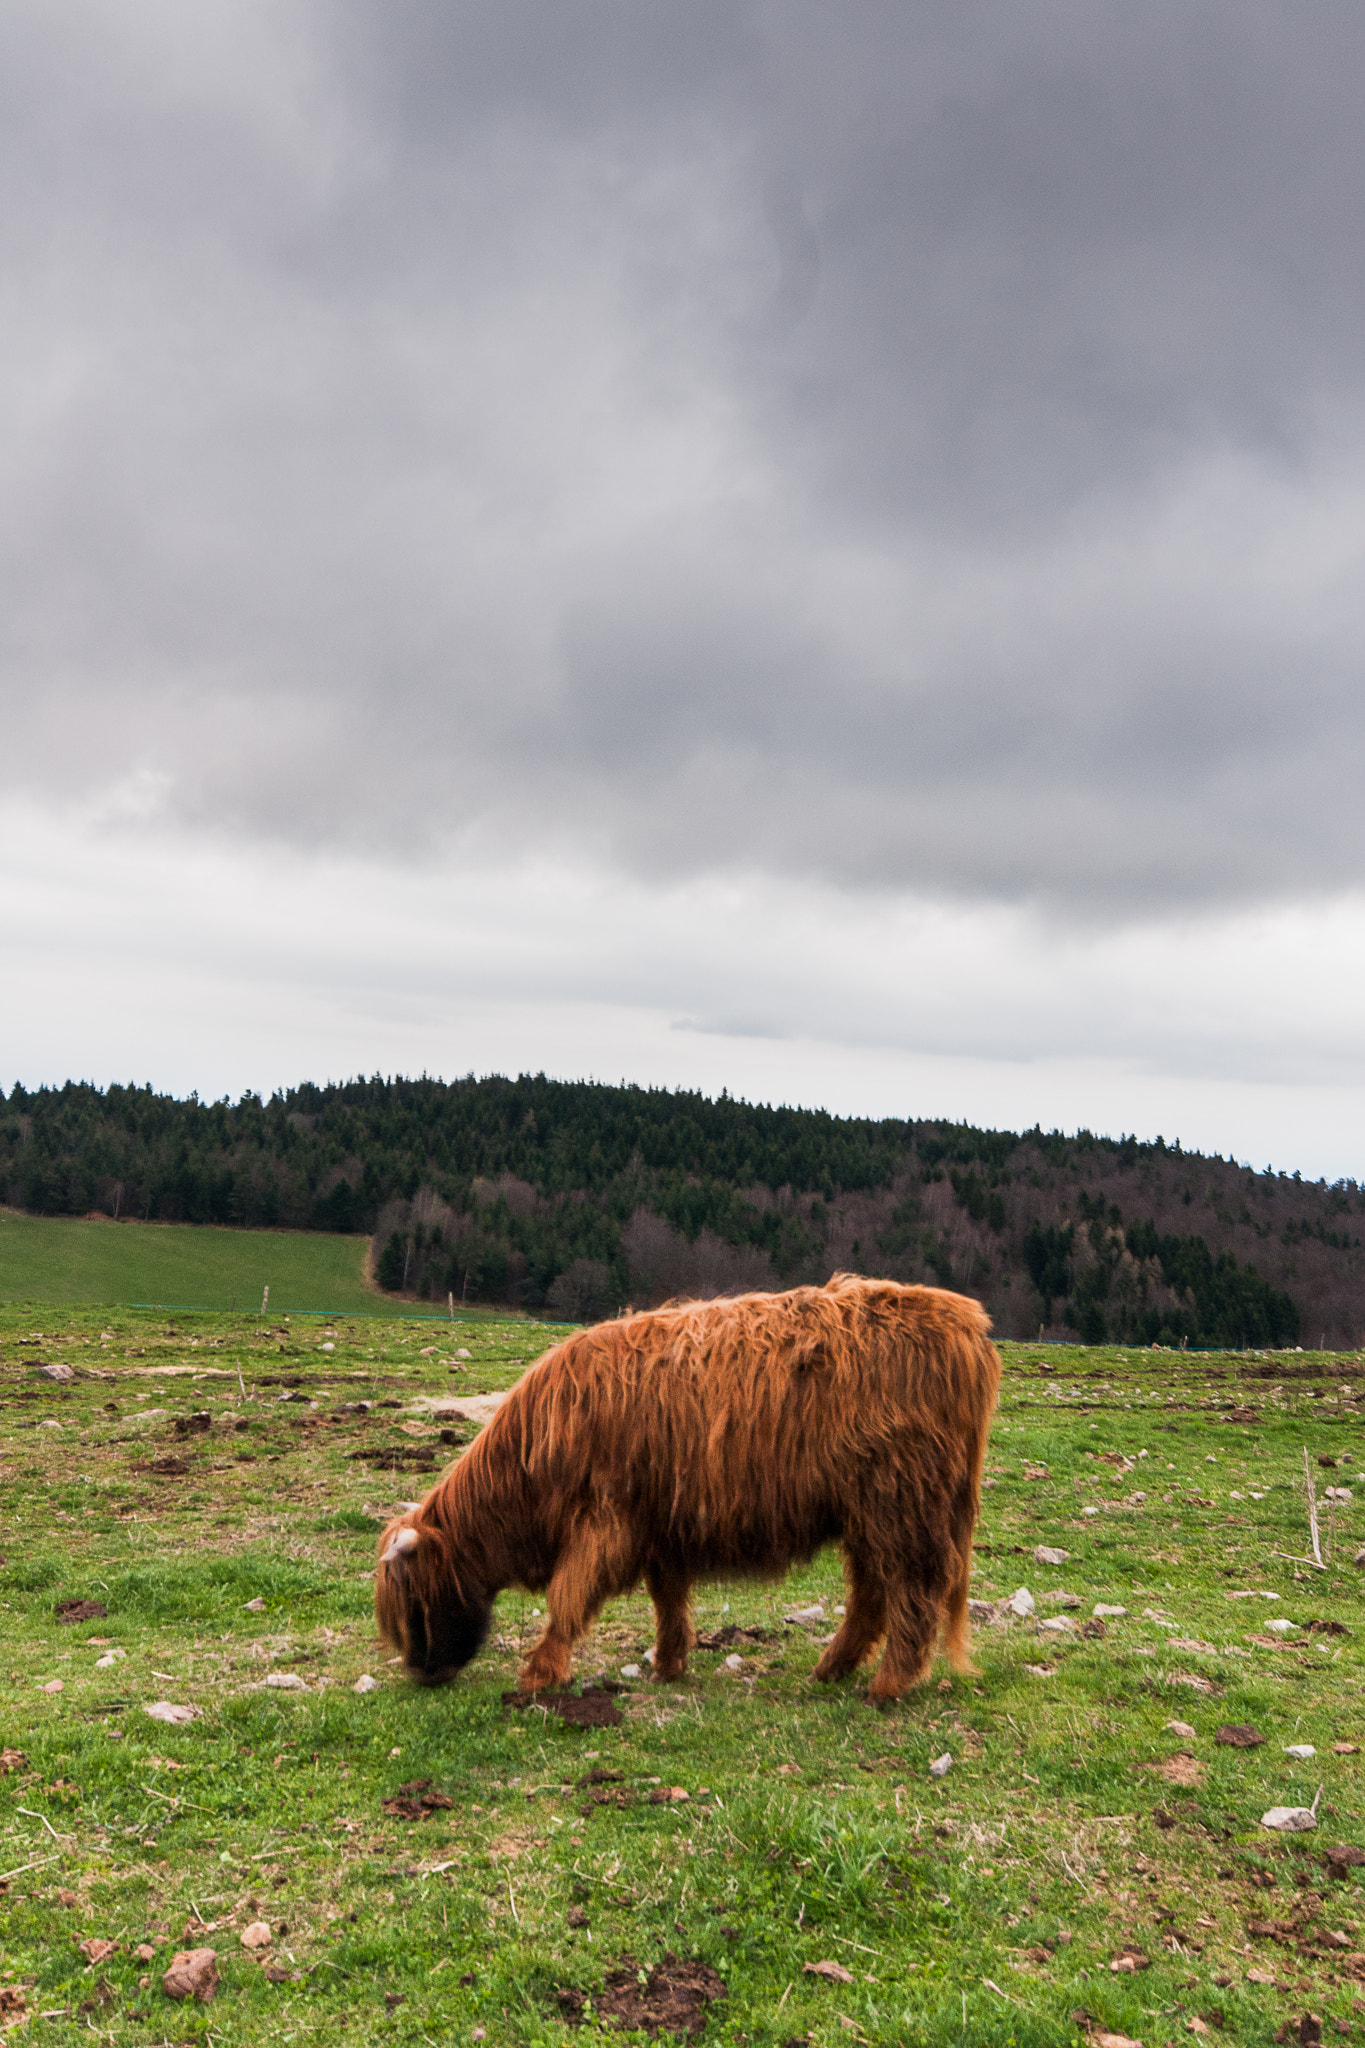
380,1779,456,1821
346,1446,438,1473
54,1598,108,1623
555,1954,726,2036
503,1686,625,1729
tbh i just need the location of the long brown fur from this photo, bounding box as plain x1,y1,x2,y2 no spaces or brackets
375,1274,1000,1702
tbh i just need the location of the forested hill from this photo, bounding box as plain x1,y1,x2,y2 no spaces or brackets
3,1074,1363,1347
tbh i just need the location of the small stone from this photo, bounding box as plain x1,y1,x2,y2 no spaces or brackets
94,1650,126,1668
787,1603,825,1624
722,1654,743,1671
78,1938,118,1964
40,1362,76,1382
928,1752,952,1778
264,1672,307,1691
353,1674,379,1694
1164,1720,1197,1740
240,1921,272,1951
1285,1744,1317,1759
1266,1618,1299,1634
1261,1804,1318,1832
244,1598,266,1612
1004,1587,1035,1618
1038,1616,1075,1633
135,1944,156,1962
1093,1603,1128,1618
1216,1723,1265,1748
144,1701,196,1725
620,1664,641,1679
1033,1546,1070,1566
162,1947,219,2002
39,1678,64,1694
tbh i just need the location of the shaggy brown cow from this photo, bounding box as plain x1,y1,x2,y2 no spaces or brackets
375,1274,999,1702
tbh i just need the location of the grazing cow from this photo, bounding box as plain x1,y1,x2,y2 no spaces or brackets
375,1274,999,1702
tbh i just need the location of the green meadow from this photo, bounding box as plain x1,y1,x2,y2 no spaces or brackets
2,1306,1365,2046
0,1211,401,1317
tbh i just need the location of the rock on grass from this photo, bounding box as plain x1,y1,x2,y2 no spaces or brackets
162,1948,219,2002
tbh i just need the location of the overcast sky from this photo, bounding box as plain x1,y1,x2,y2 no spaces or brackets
4,2,1365,1177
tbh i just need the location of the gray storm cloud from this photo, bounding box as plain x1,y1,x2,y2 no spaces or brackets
4,0,1365,911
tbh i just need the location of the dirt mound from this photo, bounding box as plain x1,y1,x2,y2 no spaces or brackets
502,1686,624,1728
380,1778,455,1820
693,1625,774,1650
556,1953,726,2036
55,1599,108,1623
346,1445,437,1472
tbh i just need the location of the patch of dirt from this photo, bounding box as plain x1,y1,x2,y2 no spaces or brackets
502,1687,624,1729
135,1457,190,1478
1217,1723,1266,1747
580,1787,634,1814
380,1779,455,1821
1150,1753,1206,1788
555,1953,726,2037
1221,1408,1260,1423
345,1446,437,1472
693,1625,774,1650
54,1599,107,1624
1304,1619,1351,1636
1167,1670,1222,1695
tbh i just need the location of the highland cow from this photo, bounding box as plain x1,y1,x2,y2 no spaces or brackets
375,1274,1000,1702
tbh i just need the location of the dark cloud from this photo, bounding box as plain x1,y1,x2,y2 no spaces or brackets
3,1,1365,912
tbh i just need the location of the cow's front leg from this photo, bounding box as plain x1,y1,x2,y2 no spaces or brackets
645,1562,694,1681
517,1516,634,1693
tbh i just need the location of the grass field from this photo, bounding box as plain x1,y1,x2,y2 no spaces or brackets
3,1310,1365,2046
0,1211,405,1316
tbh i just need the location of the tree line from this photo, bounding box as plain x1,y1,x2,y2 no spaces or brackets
1,1073,1358,1344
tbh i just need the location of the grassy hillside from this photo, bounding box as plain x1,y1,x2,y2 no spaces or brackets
0,1210,389,1314
3,1306,1365,2043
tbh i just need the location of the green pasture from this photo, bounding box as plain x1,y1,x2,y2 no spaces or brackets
0,1209,399,1316
3,1307,1365,2045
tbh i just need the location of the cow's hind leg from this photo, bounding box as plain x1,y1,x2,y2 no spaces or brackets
645,1562,694,1681
519,1517,634,1694
867,1574,941,1703
812,1548,886,1684
940,1502,979,1677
